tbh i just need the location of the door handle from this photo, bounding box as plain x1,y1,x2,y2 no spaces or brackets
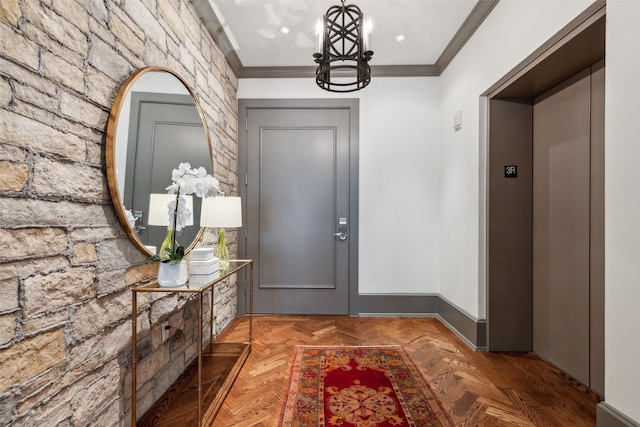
333,217,348,241
133,210,146,234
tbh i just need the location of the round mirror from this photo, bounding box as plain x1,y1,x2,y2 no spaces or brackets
106,66,213,256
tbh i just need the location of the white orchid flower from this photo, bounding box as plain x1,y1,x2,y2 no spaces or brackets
167,196,192,231
159,162,223,262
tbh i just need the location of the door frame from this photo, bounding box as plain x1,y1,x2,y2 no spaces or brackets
481,3,605,393
483,3,604,351
236,98,360,315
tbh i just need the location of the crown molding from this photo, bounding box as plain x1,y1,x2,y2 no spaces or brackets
191,0,243,74
194,0,499,79
236,64,440,79
238,66,316,79
435,0,499,74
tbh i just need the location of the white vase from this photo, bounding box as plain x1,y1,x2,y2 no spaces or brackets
158,261,188,287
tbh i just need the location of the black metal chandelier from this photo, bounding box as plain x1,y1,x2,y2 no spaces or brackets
313,0,373,93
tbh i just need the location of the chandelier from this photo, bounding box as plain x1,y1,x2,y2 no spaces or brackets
313,0,374,92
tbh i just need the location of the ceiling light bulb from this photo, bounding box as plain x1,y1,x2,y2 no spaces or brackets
363,17,372,52
280,26,290,34
395,34,407,42
316,19,324,53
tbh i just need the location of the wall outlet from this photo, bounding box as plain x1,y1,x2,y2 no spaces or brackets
161,320,170,342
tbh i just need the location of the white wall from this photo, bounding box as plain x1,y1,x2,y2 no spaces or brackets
604,1,640,423
238,77,441,294
439,0,640,422
438,0,595,318
238,1,640,423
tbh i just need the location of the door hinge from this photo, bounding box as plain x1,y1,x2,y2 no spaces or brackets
245,117,248,131
245,171,248,185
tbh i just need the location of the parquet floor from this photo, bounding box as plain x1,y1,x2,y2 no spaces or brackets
211,316,601,426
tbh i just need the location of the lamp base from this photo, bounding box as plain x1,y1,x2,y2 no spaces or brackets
215,228,229,273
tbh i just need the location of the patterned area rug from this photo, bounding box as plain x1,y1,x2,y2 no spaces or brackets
281,345,455,427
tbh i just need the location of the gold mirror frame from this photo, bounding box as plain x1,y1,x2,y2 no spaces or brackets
106,66,212,256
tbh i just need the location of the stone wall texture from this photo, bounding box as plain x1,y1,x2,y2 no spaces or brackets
0,0,239,425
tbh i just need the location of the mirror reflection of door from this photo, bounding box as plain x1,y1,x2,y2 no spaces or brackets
124,92,210,252
243,104,353,314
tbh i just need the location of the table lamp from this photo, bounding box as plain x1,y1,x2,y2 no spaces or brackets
148,193,194,227
200,195,242,271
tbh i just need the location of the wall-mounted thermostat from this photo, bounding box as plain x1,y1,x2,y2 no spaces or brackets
453,110,462,131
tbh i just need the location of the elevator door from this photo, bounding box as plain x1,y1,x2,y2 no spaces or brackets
532,69,592,385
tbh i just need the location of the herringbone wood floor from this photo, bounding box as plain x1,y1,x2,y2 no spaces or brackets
211,316,601,426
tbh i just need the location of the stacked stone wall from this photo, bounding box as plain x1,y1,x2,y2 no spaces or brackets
0,0,238,425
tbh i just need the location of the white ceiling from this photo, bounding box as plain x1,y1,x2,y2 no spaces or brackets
203,0,492,73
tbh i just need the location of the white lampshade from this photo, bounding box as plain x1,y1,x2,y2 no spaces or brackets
200,196,242,228
147,193,194,226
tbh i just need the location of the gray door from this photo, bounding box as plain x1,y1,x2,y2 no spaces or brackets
125,92,210,251
242,104,353,314
532,69,592,385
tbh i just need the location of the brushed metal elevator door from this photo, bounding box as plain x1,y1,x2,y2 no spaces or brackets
533,70,591,385
245,107,351,314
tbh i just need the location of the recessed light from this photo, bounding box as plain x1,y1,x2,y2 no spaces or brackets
280,26,290,34
395,34,407,42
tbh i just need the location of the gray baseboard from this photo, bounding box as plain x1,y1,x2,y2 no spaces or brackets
351,294,439,316
437,296,487,350
597,402,640,427
351,293,486,350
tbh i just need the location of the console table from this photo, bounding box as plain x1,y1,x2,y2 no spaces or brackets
131,260,253,427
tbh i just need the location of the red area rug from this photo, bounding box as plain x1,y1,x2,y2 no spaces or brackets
280,345,455,427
